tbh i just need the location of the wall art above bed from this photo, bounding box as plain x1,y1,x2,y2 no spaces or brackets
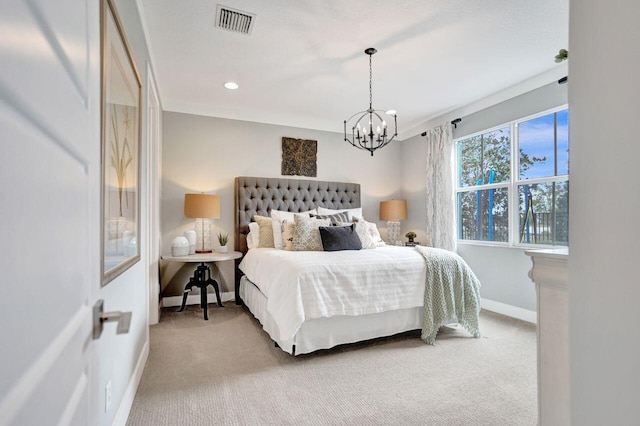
281,137,317,177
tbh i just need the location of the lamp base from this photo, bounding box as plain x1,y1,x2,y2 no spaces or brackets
387,221,402,246
194,218,212,253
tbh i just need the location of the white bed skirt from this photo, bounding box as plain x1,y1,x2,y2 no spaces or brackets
240,276,423,355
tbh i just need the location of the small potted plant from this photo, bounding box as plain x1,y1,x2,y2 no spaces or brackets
217,232,229,253
405,231,417,245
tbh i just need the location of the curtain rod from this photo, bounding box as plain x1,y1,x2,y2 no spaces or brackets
421,118,462,137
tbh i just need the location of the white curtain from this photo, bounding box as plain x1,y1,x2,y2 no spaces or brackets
424,122,455,251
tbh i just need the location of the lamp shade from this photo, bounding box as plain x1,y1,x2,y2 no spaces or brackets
184,194,220,219
379,199,407,221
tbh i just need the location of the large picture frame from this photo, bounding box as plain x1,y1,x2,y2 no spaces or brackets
100,0,142,286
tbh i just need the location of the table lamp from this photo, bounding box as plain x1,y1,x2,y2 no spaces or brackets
184,193,220,253
380,199,407,246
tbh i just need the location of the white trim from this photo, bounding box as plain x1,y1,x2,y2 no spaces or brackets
146,62,162,326
112,340,149,426
162,291,236,308
0,304,90,426
134,0,163,102
482,298,537,324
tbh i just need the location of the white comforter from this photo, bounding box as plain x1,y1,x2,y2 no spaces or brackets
238,246,426,341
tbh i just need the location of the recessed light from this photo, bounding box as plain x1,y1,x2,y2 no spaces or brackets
385,109,397,116
224,82,239,90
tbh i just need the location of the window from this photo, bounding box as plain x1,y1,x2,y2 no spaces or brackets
456,107,569,246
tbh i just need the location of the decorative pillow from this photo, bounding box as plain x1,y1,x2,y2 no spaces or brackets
310,211,350,225
292,215,331,251
253,215,275,248
270,209,317,223
319,224,362,251
318,206,363,221
362,219,385,246
282,221,296,250
338,221,376,249
247,222,259,249
271,218,290,250
271,210,318,248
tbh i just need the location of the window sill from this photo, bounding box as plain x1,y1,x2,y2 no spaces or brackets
457,240,568,250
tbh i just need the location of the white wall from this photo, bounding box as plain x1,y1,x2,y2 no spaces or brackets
161,112,403,297
401,78,567,314
568,0,640,423
96,2,154,425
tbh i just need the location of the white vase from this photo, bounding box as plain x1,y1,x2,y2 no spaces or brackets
217,246,228,253
183,230,197,255
171,236,190,256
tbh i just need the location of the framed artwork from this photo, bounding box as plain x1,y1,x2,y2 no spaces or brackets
281,137,317,177
100,0,142,285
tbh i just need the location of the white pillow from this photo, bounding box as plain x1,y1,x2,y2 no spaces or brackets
318,206,363,221
362,219,385,247
271,218,289,250
247,222,259,249
270,209,317,223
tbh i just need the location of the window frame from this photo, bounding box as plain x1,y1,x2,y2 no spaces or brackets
454,104,569,249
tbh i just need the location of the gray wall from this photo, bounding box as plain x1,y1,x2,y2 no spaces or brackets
401,81,567,313
569,0,640,423
161,112,403,297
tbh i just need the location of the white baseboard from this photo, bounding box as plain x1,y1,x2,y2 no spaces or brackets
482,299,537,324
162,291,235,308
113,339,149,426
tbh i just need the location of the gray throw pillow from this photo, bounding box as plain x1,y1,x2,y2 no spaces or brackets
319,224,363,251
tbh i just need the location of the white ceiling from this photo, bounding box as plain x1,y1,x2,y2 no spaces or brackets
138,0,568,139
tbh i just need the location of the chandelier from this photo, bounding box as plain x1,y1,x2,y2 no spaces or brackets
344,48,398,156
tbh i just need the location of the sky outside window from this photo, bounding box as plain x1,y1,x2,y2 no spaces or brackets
519,110,569,179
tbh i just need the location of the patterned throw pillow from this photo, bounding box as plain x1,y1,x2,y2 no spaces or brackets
253,215,274,248
318,206,363,221
339,221,376,249
292,215,331,251
282,221,296,250
310,211,350,225
361,219,385,246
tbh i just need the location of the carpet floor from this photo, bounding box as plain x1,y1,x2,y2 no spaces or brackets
127,305,537,426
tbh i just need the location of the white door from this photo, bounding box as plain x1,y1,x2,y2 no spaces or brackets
0,1,101,424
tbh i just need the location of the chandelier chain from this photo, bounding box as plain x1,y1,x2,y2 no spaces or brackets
369,54,373,108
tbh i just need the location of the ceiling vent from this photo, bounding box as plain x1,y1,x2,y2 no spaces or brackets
215,5,255,35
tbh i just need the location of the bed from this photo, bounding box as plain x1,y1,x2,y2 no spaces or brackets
234,176,481,355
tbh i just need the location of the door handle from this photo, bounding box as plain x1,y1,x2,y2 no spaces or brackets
92,299,132,339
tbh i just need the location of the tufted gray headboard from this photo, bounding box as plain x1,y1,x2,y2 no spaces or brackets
234,176,361,255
